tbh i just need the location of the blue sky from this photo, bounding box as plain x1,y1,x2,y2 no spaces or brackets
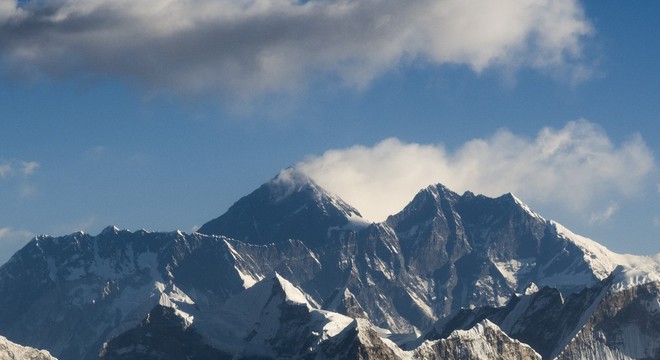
0,0,658,264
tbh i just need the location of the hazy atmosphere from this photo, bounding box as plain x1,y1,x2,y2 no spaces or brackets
1,0,658,264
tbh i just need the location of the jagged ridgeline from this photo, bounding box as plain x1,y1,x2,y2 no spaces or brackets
0,168,658,360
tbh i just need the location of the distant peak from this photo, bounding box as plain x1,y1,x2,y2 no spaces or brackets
266,167,324,203
271,167,313,186
427,183,461,199
405,183,460,208
100,225,120,236
198,167,363,244
264,167,362,218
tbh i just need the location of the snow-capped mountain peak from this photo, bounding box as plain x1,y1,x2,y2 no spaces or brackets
197,167,365,245
99,225,121,236
267,167,320,201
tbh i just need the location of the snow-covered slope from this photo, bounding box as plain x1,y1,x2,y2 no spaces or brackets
551,221,660,290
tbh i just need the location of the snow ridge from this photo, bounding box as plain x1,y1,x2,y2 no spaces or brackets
552,220,660,290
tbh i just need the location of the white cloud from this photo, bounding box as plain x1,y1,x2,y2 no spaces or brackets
298,120,655,221
0,0,593,96
589,203,619,225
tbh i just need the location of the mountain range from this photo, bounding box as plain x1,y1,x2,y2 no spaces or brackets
0,167,658,359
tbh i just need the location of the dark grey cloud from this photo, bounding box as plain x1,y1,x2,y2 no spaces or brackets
0,0,593,96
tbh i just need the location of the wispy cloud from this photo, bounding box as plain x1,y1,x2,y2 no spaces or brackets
0,0,593,97
82,146,108,161
0,159,40,197
0,227,34,242
0,159,40,178
21,161,39,175
589,203,619,224
54,215,98,235
0,163,12,178
18,184,37,198
299,120,655,221
0,226,34,247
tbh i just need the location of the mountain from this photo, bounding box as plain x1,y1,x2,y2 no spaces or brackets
0,335,57,360
0,167,658,359
198,168,367,245
388,186,613,300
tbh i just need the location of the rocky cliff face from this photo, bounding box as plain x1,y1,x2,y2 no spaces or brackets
427,270,660,359
413,320,541,360
0,335,57,360
556,280,660,360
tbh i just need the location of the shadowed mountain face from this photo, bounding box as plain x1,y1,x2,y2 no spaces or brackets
0,168,658,360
